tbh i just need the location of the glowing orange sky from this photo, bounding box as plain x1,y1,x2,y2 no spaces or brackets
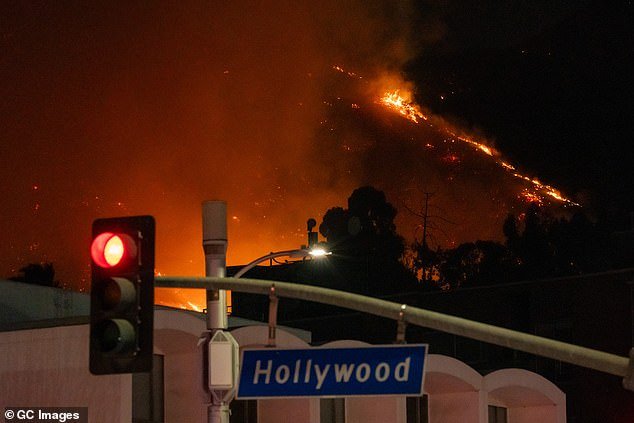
1,1,578,310
0,2,419,289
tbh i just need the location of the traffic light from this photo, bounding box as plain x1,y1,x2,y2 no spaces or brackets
89,215,155,375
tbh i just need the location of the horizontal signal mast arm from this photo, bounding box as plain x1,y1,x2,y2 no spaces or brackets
155,276,634,387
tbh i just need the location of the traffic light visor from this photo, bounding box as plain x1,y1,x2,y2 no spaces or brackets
91,232,136,268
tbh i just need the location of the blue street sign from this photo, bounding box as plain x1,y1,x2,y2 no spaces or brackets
237,344,427,399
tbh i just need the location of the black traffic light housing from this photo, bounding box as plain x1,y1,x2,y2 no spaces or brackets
89,215,155,375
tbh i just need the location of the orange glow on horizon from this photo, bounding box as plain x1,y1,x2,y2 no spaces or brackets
152,236,304,311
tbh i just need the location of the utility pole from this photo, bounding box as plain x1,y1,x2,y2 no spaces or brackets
421,192,432,282
421,192,431,252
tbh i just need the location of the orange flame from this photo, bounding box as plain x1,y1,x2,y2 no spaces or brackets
332,65,363,79
455,135,496,157
379,90,429,123
519,189,545,206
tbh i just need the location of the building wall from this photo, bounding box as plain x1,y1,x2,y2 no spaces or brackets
231,329,566,423
0,313,568,423
0,325,131,422
508,405,558,423
428,392,479,423
154,311,209,422
258,399,317,423
0,309,211,423
346,397,406,423
485,369,566,423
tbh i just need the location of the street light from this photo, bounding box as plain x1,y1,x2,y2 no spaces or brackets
308,247,329,257
231,246,330,352
233,247,330,279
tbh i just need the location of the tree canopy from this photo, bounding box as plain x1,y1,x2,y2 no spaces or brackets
8,262,59,288
318,186,416,295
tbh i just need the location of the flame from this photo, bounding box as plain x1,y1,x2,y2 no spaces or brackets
379,90,429,123
186,301,203,312
155,287,207,311
519,189,544,206
332,65,363,79
378,89,579,207
500,161,516,171
455,135,496,157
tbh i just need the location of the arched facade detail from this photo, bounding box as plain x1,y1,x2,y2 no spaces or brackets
484,368,566,423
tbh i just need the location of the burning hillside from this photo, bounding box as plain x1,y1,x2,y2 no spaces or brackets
150,58,588,310
313,66,578,239
159,64,582,310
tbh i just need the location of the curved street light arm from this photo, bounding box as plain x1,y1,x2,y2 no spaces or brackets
232,249,310,279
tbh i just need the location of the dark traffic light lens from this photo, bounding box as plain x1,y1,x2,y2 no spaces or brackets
97,319,136,353
102,280,121,309
97,278,136,311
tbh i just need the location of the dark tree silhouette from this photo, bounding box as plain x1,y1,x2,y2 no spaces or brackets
411,241,442,283
439,240,514,289
319,186,416,295
319,206,349,245
502,206,622,280
9,262,59,288
410,203,625,290
320,186,404,259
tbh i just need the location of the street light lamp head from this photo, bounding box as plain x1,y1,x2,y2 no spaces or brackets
308,247,330,257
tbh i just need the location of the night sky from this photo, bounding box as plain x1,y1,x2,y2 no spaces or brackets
405,1,634,216
1,1,632,294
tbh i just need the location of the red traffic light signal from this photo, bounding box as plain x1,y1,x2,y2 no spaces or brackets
89,216,155,375
90,232,137,268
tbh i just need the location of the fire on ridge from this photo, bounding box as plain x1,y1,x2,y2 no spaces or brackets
376,88,579,207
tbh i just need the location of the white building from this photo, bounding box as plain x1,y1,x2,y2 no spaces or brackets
0,280,565,422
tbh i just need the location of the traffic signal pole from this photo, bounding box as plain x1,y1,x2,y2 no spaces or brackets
155,271,634,392
202,201,236,423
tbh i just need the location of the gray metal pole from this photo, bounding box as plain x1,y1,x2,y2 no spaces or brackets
202,201,228,330
202,201,229,423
